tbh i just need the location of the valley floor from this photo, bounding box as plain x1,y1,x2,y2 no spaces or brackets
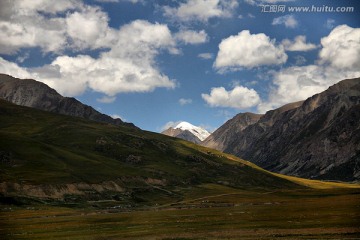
1,186,359,240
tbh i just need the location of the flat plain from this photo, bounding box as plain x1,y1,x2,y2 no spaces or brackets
1,184,359,240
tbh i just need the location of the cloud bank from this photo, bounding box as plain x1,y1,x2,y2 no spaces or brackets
0,1,178,97
206,25,360,113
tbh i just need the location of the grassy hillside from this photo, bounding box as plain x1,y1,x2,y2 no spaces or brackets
0,99,358,193
1,99,360,239
0,99,304,205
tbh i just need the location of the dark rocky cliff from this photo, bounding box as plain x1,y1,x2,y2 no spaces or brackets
201,112,263,151
204,78,360,181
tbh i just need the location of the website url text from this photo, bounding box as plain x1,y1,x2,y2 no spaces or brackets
261,5,355,13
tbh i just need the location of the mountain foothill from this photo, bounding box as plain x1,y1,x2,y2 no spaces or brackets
0,73,359,202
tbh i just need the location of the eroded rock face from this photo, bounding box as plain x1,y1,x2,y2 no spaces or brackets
201,112,263,151
0,74,136,128
205,78,360,181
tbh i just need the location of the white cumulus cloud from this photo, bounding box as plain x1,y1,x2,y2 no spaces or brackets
258,25,360,113
0,15,67,54
175,30,208,45
202,86,261,109
0,0,179,97
65,6,117,50
163,0,238,22
0,0,141,54
0,57,33,79
214,30,287,71
0,20,177,97
18,0,80,14
207,25,360,113
282,35,317,52
319,24,360,70
257,64,360,113
0,0,83,54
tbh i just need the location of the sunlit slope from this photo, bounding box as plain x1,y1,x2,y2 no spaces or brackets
187,142,360,190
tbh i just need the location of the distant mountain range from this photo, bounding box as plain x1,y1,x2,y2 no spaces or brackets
162,121,210,144
0,74,136,128
0,93,302,205
1,73,358,182
202,78,360,181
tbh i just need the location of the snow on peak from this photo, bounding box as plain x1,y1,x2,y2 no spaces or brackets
175,121,196,130
174,121,210,141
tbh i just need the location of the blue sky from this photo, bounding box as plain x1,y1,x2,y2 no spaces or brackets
0,0,359,132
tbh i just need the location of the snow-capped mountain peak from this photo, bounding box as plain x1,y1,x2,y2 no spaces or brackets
174,121,210,141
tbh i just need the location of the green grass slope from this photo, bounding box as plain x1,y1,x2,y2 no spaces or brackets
0,99,295,203
0,99,358,208
1,100,360,240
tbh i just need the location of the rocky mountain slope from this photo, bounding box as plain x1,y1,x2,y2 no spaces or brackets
0,99,302,206
203,78,360,181
202,112,263,151
162,121,210,144
0,74,135,128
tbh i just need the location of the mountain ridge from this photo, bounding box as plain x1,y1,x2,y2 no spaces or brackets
0,73,136,128
203,78,360,181
202,112,263,151
0,98,308,205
